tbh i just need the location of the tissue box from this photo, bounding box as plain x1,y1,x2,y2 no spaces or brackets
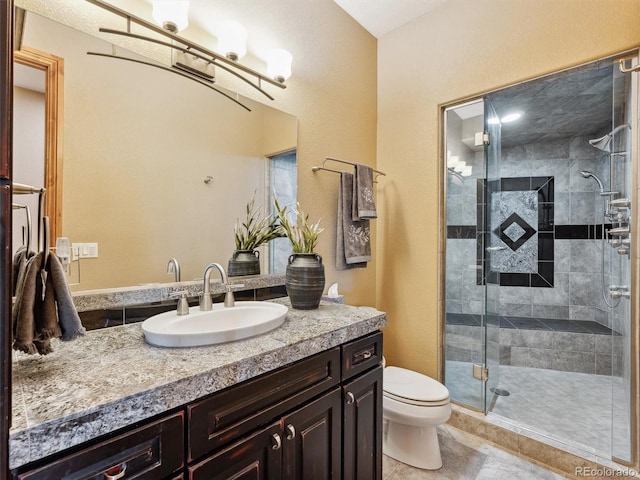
321,295,344,304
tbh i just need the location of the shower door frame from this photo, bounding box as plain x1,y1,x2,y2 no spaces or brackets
438,48,640,469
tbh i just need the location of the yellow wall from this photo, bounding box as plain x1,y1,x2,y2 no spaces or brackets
377,0,640,377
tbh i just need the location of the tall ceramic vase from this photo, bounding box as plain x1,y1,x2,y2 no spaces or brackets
228,250,260,277
285,253,325,310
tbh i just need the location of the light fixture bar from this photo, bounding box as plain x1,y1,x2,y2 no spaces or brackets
85,0,286,93
87,51,252,111
98,27,275,100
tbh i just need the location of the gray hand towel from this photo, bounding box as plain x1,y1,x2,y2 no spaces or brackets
12,246,34,296
352,164,377,220
12,252,85,355
48,253,85,341
337,172,371,270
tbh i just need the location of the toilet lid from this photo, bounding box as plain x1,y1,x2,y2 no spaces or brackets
383,366,450,403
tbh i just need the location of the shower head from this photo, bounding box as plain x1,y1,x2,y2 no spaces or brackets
588,124,631,152
580,170,605,192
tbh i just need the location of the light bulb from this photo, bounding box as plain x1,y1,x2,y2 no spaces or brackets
152,0,189,33
217,21,247,61
501,112,522,123
447,155,459,169
267,49,292,83
453,160,466,173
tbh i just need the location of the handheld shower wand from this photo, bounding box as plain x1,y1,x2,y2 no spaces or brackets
579,170,604,192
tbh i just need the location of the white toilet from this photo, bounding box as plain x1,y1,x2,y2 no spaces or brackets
382,361,451,470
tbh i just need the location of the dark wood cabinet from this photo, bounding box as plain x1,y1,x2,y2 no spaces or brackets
189,422,283,480
282,388,342,480
13,332,383,480
342,366,383,480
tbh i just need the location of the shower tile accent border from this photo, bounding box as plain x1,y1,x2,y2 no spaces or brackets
448,404,638,479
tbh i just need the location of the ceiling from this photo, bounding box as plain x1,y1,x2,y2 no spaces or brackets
332,0,449,38
450,62,617,149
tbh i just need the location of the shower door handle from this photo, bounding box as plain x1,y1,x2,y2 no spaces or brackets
486,246,507,252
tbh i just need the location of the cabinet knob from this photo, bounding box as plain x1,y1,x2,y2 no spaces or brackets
104,462,127,480
285,424,296,440
345,391,355,404
271,433,282,450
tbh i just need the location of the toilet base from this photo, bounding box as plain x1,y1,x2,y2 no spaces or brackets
382,419,443,470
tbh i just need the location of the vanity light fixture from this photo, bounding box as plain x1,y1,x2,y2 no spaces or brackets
85,0,292,111
446,152,472,180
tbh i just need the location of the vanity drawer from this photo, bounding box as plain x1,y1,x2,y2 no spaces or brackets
188,347,340,462
15,412,184,480
341,331,383,381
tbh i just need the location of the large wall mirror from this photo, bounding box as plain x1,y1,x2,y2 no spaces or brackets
12,2,298,291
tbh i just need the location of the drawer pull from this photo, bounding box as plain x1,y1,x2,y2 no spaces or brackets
363,351,372,359
271,433,282,450
345,391,355,404
285,424,296,440
104,463,127,480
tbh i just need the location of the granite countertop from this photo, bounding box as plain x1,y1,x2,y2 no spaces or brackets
71,274,287,312
9,298,386,470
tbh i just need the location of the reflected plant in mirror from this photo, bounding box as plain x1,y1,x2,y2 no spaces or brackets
228,192,283,277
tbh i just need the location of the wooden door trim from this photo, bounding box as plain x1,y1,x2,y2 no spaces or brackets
14,46,64,244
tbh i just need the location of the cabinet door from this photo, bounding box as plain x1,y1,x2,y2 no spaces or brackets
282,388,341,480
189,422,282,480
342,366,383,480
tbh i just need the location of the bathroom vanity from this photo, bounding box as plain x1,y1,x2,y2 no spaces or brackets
9,298,386,479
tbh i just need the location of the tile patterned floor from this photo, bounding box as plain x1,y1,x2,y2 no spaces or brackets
383,424,566,479
446,361,631,459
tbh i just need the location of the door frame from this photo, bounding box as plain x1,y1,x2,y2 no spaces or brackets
14,46,64,245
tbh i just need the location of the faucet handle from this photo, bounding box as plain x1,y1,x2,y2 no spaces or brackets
169,291,190,316
226,283,245,291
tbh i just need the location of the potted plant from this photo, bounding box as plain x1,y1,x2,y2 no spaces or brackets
274,198,325,309
229,193,282,277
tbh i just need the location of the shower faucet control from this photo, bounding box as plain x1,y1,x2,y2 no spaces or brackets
609,285,630,300
608,226,630,237
609,197,631,208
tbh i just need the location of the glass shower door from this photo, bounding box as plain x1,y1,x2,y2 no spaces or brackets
482,98,502,412
443,98,501,413
443,99,486,411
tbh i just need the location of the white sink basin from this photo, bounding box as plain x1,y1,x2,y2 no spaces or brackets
142,301,288,347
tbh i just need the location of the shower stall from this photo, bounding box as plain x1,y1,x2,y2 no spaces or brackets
442,52,637,464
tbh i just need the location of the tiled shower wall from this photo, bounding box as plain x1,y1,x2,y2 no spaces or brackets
446,133,613,327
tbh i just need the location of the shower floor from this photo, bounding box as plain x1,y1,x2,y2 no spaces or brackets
446,361,629,459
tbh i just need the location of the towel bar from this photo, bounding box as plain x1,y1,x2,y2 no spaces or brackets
311,157,386,179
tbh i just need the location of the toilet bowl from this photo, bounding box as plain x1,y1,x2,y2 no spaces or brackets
382,365,451,470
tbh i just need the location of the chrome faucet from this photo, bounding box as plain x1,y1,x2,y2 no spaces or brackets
167,258,181,282
200,263,236,310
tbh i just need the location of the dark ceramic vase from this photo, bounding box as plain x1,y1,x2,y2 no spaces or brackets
285,253,325,310
228,250,260,277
